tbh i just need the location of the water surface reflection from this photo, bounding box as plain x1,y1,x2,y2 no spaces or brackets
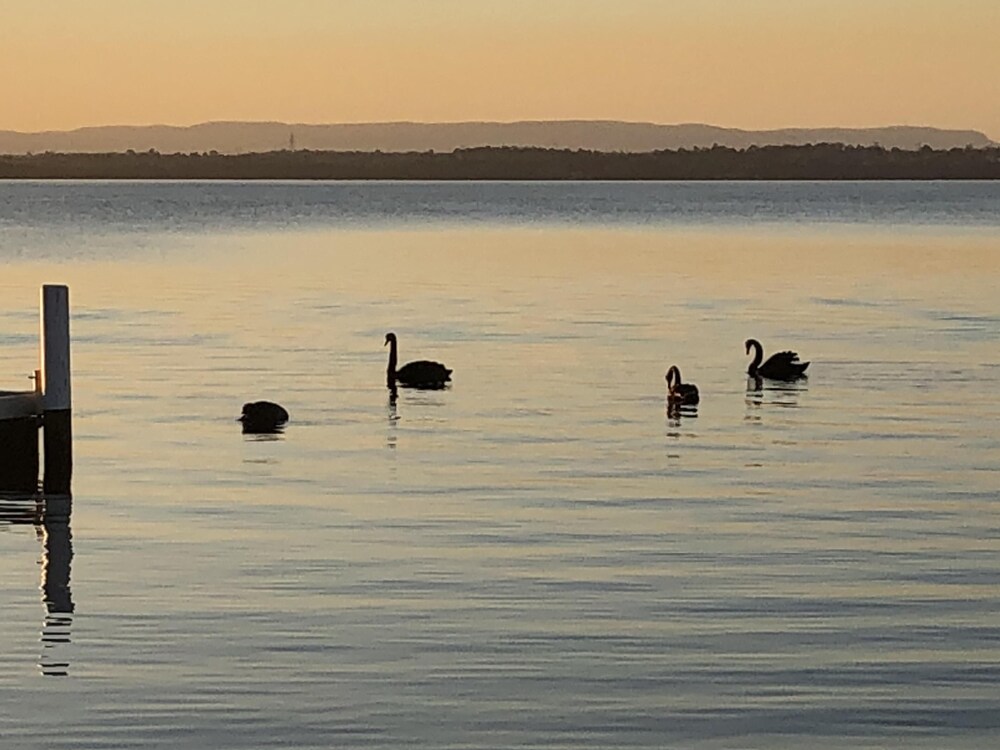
745,375,807,414
0,494,75,677
665,401,699,426
387,386,399,449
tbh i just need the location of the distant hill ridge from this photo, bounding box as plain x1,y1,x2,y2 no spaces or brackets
0,121,993,155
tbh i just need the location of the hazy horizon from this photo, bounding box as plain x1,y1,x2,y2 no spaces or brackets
4,2,999,140
3,120,991,158
4,117,997,137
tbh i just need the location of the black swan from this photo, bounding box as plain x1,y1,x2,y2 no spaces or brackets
385,332,452,389
745,338,809,380
665,365,700,405
238,401,289,433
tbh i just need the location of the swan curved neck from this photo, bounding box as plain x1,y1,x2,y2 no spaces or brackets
748,340,763,372
387,338,398,378
667,365,681,386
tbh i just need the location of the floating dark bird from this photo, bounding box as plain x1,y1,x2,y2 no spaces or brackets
238,401,289,434
665,365,700,405
745,338,809,380
385,332,452,389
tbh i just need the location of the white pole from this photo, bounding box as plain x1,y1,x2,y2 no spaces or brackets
41,285,71,411
41,284,72,495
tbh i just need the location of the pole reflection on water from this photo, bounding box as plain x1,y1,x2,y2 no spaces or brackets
0,494,75,677
39,496,74,677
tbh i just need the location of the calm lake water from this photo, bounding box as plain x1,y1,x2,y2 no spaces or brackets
1,181,999,749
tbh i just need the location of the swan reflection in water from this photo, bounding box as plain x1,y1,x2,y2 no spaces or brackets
385,378,452,450
387,384,399,450
665,397,699,444
666,400,699,426
0,494,75,677
745,375,808,421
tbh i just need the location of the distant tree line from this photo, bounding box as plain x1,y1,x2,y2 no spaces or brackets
1,144,999,180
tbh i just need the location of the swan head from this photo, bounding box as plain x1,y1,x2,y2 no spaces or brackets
744,338,755,355
384,332,397,346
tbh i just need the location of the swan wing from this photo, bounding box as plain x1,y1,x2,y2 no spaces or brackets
668,382,700,404
764,350,801,367
759,350,809,379
396,360,452,384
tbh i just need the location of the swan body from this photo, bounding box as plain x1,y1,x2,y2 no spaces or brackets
665,365,700,405
745,338,809,380
385,332,452,389
239,401,289,433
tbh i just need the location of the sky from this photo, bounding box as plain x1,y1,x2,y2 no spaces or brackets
2,0,998,138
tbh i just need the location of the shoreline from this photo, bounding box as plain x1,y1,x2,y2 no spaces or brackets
2,145,999,181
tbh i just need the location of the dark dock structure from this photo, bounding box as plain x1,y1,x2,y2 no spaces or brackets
0,285,72,495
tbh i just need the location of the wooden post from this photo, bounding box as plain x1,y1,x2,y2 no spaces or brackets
0,372,41,492
41,285,72,496
0,415,39,491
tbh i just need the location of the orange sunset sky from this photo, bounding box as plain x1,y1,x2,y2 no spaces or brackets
2,0,998,139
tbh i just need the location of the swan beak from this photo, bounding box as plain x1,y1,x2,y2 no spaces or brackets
384,338,389,346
